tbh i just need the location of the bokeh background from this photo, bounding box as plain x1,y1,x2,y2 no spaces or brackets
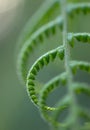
0,0,90,130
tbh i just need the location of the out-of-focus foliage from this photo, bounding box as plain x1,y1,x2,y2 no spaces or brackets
80,123,90,130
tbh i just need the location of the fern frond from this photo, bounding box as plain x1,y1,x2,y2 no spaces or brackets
17,2,90,82
27,47,64,106
16,0,90,130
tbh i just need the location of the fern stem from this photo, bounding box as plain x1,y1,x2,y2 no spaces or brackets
61,0,78,127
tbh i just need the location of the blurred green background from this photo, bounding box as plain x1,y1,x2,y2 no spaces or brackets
0,0,90,130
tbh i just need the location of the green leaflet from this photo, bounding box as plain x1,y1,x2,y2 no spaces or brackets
16,1,90,130
16,0,60,53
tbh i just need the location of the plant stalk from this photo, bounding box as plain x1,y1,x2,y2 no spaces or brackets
60,0,78,128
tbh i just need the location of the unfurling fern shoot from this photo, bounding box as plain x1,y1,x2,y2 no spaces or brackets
16,0,90,130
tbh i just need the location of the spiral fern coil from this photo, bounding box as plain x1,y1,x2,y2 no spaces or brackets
16,0,90,129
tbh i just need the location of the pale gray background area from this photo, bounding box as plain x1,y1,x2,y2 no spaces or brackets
0,1,48,130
